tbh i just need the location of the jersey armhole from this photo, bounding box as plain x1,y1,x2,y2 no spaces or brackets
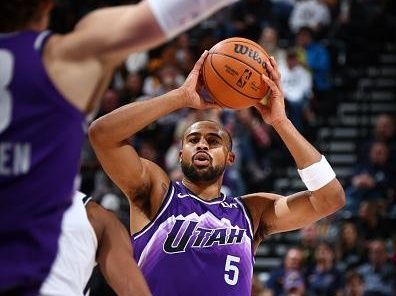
235,198,254,240
236,197,256,264
133,181,174,240
34,30,86,118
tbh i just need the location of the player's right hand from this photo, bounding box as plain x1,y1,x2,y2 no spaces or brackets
178,50,220,110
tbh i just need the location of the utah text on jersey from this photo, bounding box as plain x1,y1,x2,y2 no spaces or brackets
163,217,247,254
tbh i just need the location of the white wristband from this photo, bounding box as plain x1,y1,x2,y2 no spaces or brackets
148,0,238,40
297,155,336,191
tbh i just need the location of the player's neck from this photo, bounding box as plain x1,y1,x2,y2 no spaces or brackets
181,179,222,201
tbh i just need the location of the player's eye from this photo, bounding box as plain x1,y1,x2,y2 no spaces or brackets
208,138,220,145
189,137,199,144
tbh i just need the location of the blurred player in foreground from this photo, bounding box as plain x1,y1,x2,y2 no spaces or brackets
0,0,238,294
89,51,345,295
40,191,151,296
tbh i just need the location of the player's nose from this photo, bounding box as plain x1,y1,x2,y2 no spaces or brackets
196,139,209,150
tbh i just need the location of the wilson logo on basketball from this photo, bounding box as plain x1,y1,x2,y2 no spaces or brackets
234,44,266,69
236,69,252,88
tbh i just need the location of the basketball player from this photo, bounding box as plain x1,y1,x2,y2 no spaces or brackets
0,0,238,294
40,191,151,296
89,52,345,295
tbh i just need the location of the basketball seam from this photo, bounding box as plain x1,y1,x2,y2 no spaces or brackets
201,62,227,108
209,54,265,100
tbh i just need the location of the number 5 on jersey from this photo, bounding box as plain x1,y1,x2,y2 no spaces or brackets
224,255,240,286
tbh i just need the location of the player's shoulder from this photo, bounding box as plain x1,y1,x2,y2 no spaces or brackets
40,33,64,58
86,199,124,239
86,199,112,221
239,192,281,226
42,32,97,63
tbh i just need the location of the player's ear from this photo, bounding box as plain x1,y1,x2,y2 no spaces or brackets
179,150,182,163
226,151,235,165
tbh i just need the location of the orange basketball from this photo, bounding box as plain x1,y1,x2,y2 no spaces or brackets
200,37,271,109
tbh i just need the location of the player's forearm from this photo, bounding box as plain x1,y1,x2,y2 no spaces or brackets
273,119,345,211
89,89,186,146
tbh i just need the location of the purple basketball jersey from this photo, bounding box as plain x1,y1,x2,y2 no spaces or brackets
0,31,84,293
132,181,254,296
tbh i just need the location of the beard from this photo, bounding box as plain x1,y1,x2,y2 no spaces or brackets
181,161,225,183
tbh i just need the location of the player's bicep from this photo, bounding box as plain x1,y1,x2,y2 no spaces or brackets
266,191,323,234
93,141,149,194
57,3,164,65
243,192,324,240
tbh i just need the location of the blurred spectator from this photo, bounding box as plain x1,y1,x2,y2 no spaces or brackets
343,270,365,296
299,224,319,267
295,26,333,120
252,273,267,296
143,61,185,97
258,26,287,67
119,72,144,105
269,0,296,39
230,0,273,40
359,114,396,167
306,241,344,296
227,108,274,193
391,235,396,265
355,201,390,241
96,89,120,118
315,215,339,242
289,0,331,37
79,139,100,196
266,247,305,296
345,142,393,215
357,239,396,296
173,33,196,76
283,270,305,296
125,52,149,74
279,47,313,132
138,140,164,167
336,222,365,271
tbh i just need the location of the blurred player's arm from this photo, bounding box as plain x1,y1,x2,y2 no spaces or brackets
56,0,237,66
242,56,345,242
87,201,152,296
44,0,237,114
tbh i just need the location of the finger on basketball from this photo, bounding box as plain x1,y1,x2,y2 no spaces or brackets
261,74,277,91
265,60,279,82
191,50,208,74
269,56,281,80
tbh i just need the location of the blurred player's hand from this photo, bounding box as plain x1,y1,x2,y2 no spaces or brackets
178,50,220,110
254,56,287,127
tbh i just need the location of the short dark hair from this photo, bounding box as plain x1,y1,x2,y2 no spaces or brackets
0,0,45,32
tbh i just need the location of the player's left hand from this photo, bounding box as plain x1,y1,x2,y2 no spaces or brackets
179,50,221,110
254,56,287,127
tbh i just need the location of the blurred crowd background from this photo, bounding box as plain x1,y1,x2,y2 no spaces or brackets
50,0,396,295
